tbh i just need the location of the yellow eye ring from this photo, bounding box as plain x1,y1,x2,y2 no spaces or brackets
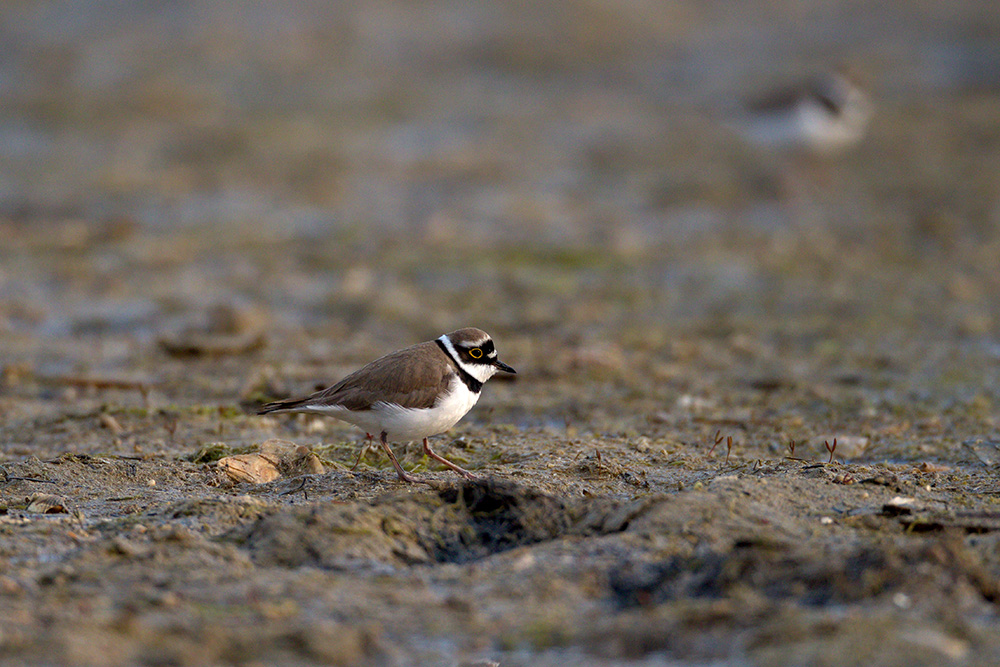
469,348,483,359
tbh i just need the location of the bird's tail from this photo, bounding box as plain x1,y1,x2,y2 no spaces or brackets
256,397,308,415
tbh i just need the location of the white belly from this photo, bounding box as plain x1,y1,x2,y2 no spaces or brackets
744,102,861,155
314,378,481,441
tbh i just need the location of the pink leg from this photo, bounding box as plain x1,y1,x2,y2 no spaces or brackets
423,438,477,480
378,431,419,484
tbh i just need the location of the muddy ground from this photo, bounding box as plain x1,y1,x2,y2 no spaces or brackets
3,2,1000,665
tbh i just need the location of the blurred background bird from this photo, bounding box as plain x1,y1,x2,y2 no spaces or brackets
732,68,873,157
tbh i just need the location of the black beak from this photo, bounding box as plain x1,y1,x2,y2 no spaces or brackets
493,359,516,374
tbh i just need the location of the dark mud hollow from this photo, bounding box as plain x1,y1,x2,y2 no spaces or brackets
235,479,633,569
432,480,579,563
612,537,1000,609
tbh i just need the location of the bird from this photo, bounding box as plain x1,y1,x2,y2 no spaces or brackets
257,327,515,483
732,69,873,157
720,68,875,245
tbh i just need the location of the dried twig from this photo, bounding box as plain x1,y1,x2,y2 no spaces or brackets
1,471,58,485
279,477,308,498
708,430,723,456
785,439,806,462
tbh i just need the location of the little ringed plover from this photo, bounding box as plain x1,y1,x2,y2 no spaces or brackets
734,69,873,156
258,327,515,483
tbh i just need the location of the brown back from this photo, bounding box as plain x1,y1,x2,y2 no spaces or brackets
300,341,456,411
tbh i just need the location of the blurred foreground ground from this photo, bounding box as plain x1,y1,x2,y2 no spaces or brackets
2,1,1000,665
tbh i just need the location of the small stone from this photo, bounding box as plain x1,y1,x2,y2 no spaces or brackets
217,454,281,484
25,493,68,514
217,439,324,484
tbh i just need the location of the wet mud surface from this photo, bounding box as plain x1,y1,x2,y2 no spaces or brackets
4,1,1000,665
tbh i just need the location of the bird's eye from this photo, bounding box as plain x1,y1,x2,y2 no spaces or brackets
469,348,483,359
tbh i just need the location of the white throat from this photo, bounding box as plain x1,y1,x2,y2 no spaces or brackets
438,334,497,384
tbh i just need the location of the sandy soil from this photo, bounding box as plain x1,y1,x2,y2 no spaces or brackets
3,1,1000,665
